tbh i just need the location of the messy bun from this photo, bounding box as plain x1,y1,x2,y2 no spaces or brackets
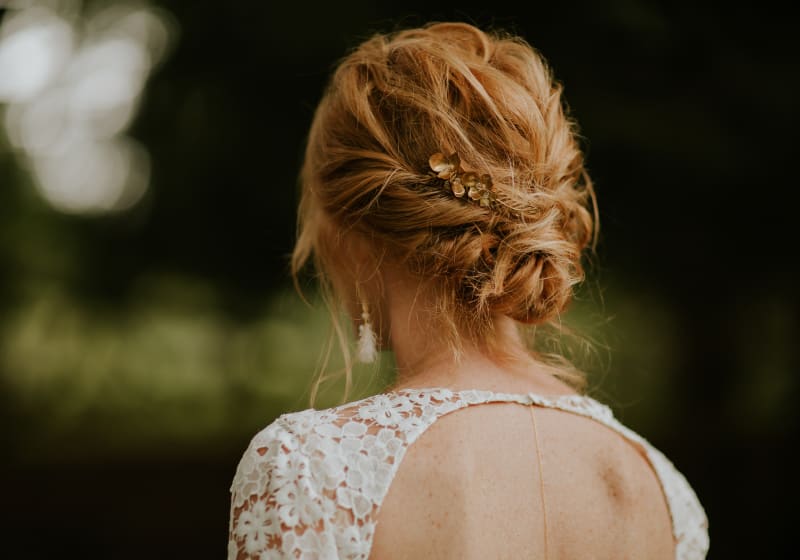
294,22,596,355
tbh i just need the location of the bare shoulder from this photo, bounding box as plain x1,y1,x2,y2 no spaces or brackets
371,401,675,560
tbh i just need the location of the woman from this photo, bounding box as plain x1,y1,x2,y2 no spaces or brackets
228,22,709,559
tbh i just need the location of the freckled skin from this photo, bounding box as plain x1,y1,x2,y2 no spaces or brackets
370,404,675,560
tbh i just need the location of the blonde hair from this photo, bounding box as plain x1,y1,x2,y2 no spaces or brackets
292,22,597,404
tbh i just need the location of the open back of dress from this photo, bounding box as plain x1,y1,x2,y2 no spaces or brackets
228,388,709,559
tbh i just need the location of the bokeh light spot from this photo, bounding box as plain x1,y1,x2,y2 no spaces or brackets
0,0,175,215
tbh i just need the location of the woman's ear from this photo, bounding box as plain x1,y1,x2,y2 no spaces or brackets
324,229,384,331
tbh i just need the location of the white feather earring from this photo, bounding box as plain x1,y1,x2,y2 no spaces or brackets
356,301,378,363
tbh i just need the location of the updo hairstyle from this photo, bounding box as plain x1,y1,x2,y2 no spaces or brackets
293,22,596,383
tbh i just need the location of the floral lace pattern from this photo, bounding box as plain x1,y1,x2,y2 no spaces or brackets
228,388,709,559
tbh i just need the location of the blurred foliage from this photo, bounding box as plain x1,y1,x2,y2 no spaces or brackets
0,277,391,460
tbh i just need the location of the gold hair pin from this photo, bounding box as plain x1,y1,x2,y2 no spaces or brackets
429,152,495,208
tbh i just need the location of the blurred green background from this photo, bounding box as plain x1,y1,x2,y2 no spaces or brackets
0,0,796,557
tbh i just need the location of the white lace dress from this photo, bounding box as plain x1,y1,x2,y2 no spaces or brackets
228,388,709,559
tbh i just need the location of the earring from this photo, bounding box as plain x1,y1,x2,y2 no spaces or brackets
356,301,378,363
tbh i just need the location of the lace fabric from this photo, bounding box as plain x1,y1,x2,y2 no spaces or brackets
228,388,709,559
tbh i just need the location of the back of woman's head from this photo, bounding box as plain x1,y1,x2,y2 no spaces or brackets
294,22,596,363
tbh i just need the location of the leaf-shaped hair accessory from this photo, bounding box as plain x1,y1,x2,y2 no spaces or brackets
429,152,494,208
429,152,460,179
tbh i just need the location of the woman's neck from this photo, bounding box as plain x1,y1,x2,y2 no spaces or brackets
381,271,576,397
